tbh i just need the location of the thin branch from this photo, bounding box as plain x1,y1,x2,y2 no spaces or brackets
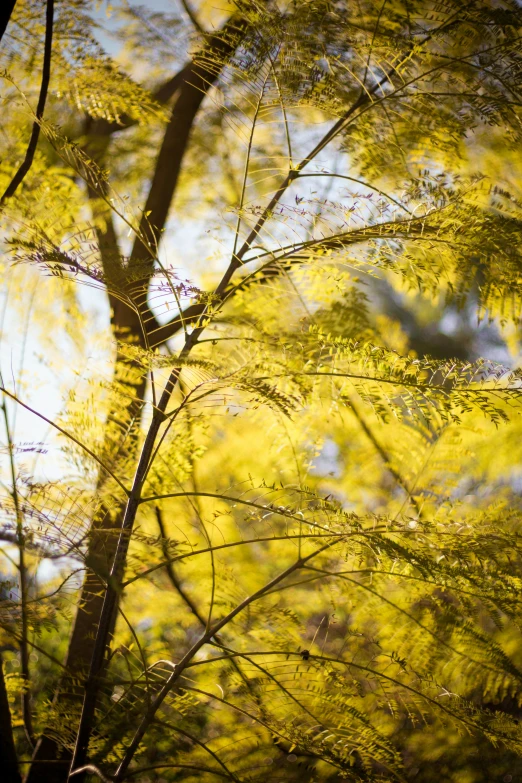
1,398,35,748
348,396,423,516
0,386,130,495
123,532,346,588
0,625,71,673
296,172,412,214
153,719,240,782
155,501,274,724
0,1,17,44
1,0,54,203
179,685,351,777
187,649,513,741
123,764,230,779
306,566,521,680
154,506,206,625
180,0,206,35
232,68,270,260
69,766,113,783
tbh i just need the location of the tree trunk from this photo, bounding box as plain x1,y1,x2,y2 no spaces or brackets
0,1,17,45
26,16,247,783
0,653,21,783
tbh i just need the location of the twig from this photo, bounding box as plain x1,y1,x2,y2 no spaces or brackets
155,502,269,728
153,719,240,781
69,765,113,783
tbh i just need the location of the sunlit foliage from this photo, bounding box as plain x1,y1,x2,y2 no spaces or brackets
2,2,522,782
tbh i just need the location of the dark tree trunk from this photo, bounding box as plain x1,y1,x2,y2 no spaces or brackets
0,653,21,783
0,1,16,45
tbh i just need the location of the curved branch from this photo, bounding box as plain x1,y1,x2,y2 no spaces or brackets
1,0,54,203
0,1,17,44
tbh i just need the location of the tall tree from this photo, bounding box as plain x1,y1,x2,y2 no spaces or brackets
2,2,522,782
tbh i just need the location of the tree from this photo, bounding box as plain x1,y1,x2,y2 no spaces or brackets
2,1,522,781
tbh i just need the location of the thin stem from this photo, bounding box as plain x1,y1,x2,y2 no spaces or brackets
296,172,412,214
153,719,240,782
1,398,35,747
349,395,423,516
123,532,346,588
187,649,509,741
154,506,206,624
268,47,293,167
155,501,271,719
306,566,521,680
184,413,216,631
180,685,356,778
180,0,206,35
124,763,230,779
232,69,270,260
0,385,130,495
1,0,54,203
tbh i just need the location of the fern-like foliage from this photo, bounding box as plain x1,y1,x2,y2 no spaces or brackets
3,2,522,782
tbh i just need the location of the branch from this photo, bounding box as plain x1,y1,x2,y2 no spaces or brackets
149,9,464,346
348,396,423,517
0,0,54,203
189,649,513,741
155,502,275,735
0,0,17,44
152,719,240,782
69,766,113,783
154,506,206,625
1,399,35,747
113,539,339,779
